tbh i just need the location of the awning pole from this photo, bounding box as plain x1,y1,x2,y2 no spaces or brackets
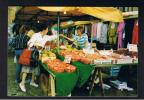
90,17,93,49
57,12,60,53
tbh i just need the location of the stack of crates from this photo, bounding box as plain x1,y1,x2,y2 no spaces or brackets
102,65,121,77
110,66,121,77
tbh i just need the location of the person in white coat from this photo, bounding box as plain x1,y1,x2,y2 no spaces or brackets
19,23,58,92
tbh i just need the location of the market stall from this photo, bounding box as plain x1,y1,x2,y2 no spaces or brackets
56,47,138,96
8,6,138,97
37,7,138,96
38,43,138,96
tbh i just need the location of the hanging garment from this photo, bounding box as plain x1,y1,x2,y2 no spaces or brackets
85,25,88,34
124,19,135,48
122,29,126,47
108,22,117,44
132,20,138,44
96,22,103,41
87,24,92,38
117,22,125,48
99,23,108,44
91,23,97,40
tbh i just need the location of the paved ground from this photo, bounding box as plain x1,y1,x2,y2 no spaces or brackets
7,55,43,96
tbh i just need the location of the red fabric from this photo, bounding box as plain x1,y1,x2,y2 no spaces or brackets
18,49,32,65
132,20,138,44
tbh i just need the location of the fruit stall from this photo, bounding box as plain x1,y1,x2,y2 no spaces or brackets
39,43,138,96
8,7,138,96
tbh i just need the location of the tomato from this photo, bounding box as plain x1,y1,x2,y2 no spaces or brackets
65,65,76,73
80,58,91,64
53,67,65,73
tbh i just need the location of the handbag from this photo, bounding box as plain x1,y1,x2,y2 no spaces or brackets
30,48,39,68
18,49,32,65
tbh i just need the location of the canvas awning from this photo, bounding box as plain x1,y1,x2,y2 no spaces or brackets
38,7,124,22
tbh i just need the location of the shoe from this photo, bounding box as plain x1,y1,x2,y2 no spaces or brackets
30,82,38,87
126,87,134,91
19,83,26,92
68,93,71,97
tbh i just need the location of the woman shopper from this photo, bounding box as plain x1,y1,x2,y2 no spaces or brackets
28,23,58,49
19,23,58,92
9,25,30,83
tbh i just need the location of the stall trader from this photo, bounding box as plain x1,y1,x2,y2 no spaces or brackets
73,26,89,49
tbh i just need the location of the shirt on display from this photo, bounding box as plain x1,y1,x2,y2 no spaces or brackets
117,22,125,48
99,23,108,44
132,20,138,44
96,22,103,41
91,23,97,40
108,22,117,44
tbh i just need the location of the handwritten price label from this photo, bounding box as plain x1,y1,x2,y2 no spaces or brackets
127,44,138,52
64,55,72,63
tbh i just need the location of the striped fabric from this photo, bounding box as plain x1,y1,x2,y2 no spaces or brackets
9,34,30,49
74,33,88,49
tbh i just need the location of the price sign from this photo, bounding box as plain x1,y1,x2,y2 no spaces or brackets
127,44,138,52
64,55,72,63
44,46,51,51
93,60,102,64
83,48,94,54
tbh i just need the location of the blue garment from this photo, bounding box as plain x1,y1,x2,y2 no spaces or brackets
15,49,23,83
74,33,88,49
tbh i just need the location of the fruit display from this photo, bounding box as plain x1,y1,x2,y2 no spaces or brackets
59,49,114,64
59,49,85,62
44,59,76,73
114,48,138,58
41,50,56,62
45,41,57,49
65,64,76,73
114,48,129,55
59,49,138,65
80,57,91,64
125,51,138,58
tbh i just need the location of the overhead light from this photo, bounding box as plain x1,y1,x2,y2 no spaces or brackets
37,20,40,23
64,11,67,14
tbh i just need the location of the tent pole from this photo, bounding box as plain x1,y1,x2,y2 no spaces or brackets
90,17,93,49
57,12,60,53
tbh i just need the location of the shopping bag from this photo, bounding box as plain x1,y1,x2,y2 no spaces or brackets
18,49,32,66
30,48,39,68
